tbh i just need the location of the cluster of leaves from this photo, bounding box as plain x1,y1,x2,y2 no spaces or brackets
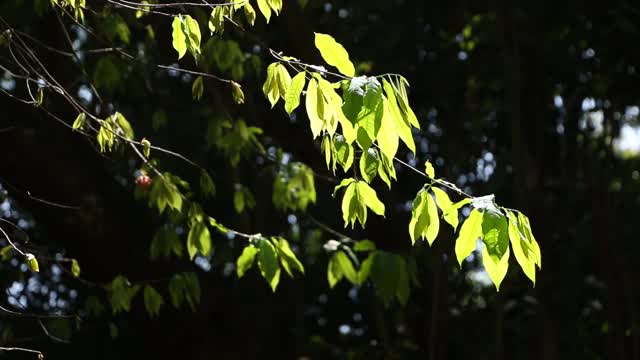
325,240,420,307
261,33,542,291
236,237,304,291
104,272,200,318
272,161,316,211
454,197,542,289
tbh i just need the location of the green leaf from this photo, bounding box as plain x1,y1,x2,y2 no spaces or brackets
143,285,163,318
256,0,271,22
355,79,383,149
275,64,291,99
455,208,482,266
171,16,187,59
353,239,376,252
71,259,81,278
481,209,510,266
183,15,202,58
25,254,39,272
141,138,151,158
231,81,245,104
192,76,204,101
273,237,304,276
507,210,536,285
359,148,379,183
168,273,200,311
382,79,415,154
72,113,86,130
409,190,429,245
424,190,440,244
199,170,215,197
305,78,323,138
150,227,183,260
517,212,542,269
285,72,306,114
102,14,130,44
114,112,135,140
358,253,374,284
327,251,356,287
243,2,256,25
257,238,280,291
314,33,355,77
425,160,435,178
369,251,409,307
481,240,510,291
187,222,212,259
108,276,141,314
377,98,400,163
431,187,457,230
334,135,354,172
236,245,258,278
263,63,279,107
356,181,385,216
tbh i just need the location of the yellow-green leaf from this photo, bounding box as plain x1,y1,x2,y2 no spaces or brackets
256,0,271,23
171,16,187,59
455,208,482,266
314,33,355,77
285,72,306,114
305,78,323,138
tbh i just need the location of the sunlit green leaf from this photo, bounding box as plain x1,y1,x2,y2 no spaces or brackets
314,33,355,77
455,208,482,266
257,238,280,291
236,245,258,278
171,16,187,59
285,72,306,114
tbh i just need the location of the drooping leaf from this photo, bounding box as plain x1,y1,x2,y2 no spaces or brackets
171,16,187,59
314,33,355,77
481,240,510,291
424,191,440,244
356,181,385,216
187,222,211,259
507,210,536,285
334,135,354,172
327,250,356,287
236,245,258,278
455,208,482,266
273,237,304,276
183,15,202,58
409,190,429,245
192,76,204,101
256,0,271,22
72,113,86,130
359,148,379,183
257,238,280,291
305,78,323,138
285,72,306,114
143,285,163,318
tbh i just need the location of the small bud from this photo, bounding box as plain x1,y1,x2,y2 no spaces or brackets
25,253,39,272
141,138,151,158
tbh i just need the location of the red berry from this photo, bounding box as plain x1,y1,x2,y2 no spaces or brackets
135,174,153,188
